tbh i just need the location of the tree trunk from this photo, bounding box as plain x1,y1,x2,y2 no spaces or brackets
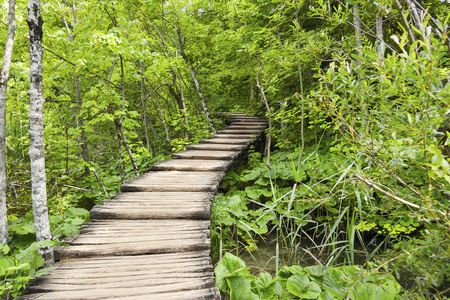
119,56,139,177
26,0,54,265
376,10,384,57
0,0,16,246
174,21,189,139
353,3,362,57
177,28,216,134
140,61,151,152
395,0,416,45
58,0,90,176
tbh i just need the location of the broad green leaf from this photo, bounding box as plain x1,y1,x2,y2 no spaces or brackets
215,253,250,291
349,284,397,300
286,274,322,299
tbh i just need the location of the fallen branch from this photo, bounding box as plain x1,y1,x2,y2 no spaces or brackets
62,184,91,192
353,174,448,217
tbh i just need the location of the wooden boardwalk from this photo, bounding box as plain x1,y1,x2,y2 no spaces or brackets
17,113,267,300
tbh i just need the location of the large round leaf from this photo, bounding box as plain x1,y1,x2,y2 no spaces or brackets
286,274,322,299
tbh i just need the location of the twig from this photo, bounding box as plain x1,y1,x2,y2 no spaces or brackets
62,184,91,192
354,174,447,218
301,247,323,266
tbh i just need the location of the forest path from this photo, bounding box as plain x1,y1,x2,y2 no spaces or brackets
16,113,267,300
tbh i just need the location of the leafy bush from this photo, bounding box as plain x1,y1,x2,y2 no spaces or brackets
1,207,90,298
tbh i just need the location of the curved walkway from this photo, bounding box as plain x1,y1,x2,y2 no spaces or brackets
16,113,267,300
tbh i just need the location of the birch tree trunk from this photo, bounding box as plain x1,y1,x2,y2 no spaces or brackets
26,0,54,265
0,0,16,246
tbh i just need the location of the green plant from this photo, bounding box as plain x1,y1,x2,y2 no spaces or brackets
0,241,56,299
215,252,403,300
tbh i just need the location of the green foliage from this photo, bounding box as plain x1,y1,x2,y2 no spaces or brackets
0,241,56,299
215,253,403,300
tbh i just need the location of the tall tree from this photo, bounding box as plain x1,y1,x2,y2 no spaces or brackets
27,0,54,265
0,0,16,246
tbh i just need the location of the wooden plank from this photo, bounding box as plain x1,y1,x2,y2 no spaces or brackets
150,159,232,171
212,133,258,139
112,191,214,201
91,191,213,219
218,129,265,134
226,125,267,130
16,287,220,300
27,277,215,292
186,143,246,151
198,138,252,145
231,121,268,125
121,171,225,192
171,150,240,160
55,238,210,259
53,250,211,266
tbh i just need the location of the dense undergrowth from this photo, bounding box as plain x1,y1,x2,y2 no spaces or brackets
210,33,450,298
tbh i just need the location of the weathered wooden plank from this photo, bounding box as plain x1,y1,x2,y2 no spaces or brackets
226,125,267,130
67,231,209,245
27,277,215,292
212,133,258,139
198,138,252,145
16,287,220,300
55,238,210,259
121,171,225,192
186,143,245,151
171,150,240,160
150,159,232,171
90,206,210,220
52,250,211,267
218,129,265,134
113,191,214,201
47,259,213,274
231,120,268,124
91,192,213,220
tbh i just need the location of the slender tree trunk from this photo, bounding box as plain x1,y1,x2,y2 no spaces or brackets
58,0,89,175
395,0,416,45
119,56,139,177
147,82,170,143
255,72,272,169
26,0,54,265
295,8,305,164
376,10,384,57
177,29,216,134
174,22,189,139
0,0,16,246
140,61,150,152
353,3,362,57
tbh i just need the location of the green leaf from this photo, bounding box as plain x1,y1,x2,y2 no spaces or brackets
286,274,322,299
227,276,258,300
215,253,250,291
64,207,89,219
322,270,348,297
349,284,397,300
